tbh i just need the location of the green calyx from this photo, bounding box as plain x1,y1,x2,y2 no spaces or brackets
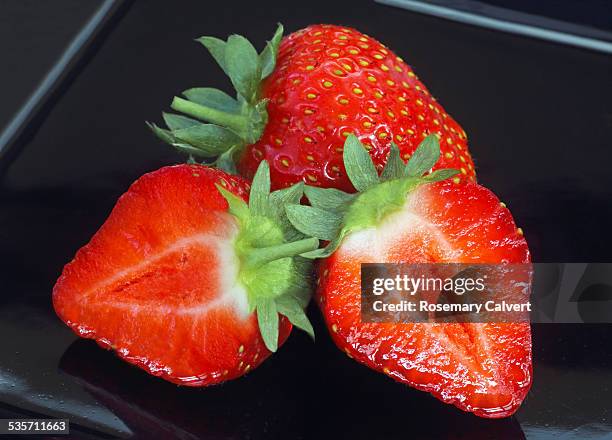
285,134,460,259
216,160,318,352
147,24,284,173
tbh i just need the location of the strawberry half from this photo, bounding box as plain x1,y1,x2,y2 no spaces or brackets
53,162,318,386
285,135,531,418
148,24,476,192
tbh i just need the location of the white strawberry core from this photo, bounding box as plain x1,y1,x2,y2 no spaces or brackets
340,194,460,262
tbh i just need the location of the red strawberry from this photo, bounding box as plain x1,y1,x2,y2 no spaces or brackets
286,135,531,418
149,24,476,192
53,162,318,386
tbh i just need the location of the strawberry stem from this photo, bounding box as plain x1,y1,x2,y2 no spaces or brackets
215,160,316,344
171,97,249,136
150,26,284,167
245,237,319,268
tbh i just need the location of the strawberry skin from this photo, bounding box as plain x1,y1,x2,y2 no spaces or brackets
53,164,314,386
242,24,475,191
286,135,532,418
317,181,531,418
151,24,476,192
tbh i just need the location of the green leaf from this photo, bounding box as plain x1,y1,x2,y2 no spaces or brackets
275,295,314,340
172,124,243,157
422,168,460,182
196,36,228,75
404,134,440,177
256,298,279,352
162,113,199,130
147,122,176,144
182,88,240,114
270,182,303,207
253,99,269,121
260,23,284,79
171,96,249,140
269,182,303,220
215,184,250,221
303,186,354,212
249,161,271,216
381,143,405,181
300,231,347,259
268,183,305,240
285,205,342,241
243,99,269,143
343,135,379,192
287,260,314,308
214,145,239,175
148,124,210,160
224,35,261,103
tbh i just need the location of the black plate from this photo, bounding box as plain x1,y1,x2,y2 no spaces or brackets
1,0,611,438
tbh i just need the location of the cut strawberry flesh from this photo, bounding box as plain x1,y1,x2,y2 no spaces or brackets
53,165,290,385
318,181,531,418
64,233,255,378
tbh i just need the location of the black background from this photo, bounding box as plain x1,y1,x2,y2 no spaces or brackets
479,0,612,31
0,0,98,133
0,0,611,438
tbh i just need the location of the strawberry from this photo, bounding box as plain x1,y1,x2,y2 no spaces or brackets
285,135,531,418
148,24,476,192
53,162,318,386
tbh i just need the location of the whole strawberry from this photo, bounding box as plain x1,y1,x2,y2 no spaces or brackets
53,162,317,386
149,24,476,192
286,135,531,418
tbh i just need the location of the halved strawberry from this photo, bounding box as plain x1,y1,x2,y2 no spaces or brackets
53,162,318,386
286,135,531,418
148,24,476,192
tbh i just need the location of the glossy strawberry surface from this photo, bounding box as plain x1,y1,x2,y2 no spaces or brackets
317,180,531,418
53,165,291,386
239,24,476,191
